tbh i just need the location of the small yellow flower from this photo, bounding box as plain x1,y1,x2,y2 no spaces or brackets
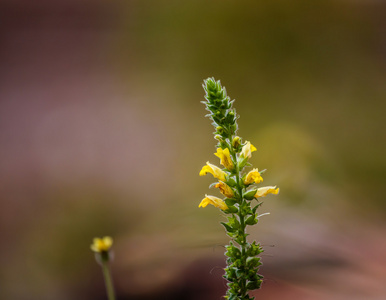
215,181,234,198
199,195,228,210
244,168,263,185
199,161,227,181
215,148,234,170
254,186,279,198
90,236,113,253
241,141,257,159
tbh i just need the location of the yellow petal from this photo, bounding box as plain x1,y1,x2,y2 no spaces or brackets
241,141,257,159
199,165,211,176
199,162,227,181
244,168,263,185
90,244,99,252
102,236,113,249
214,148,234,170
199,195,228,210
198,197,210,208
90,238,102,252
255,186,279,198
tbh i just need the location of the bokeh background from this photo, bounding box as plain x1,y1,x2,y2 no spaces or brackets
1,1,385,299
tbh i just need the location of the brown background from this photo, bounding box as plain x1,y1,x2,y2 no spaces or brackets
1,1,385,299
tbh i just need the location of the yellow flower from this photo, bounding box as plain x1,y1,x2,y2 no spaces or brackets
199,161,227,181
241,141,257,159
215,148,234,170
90,236,113,253
254,186,279,198
199,195,228,210
244,168,263,185
215,181,234,198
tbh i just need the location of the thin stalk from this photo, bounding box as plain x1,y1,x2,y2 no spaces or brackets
101,261,116,300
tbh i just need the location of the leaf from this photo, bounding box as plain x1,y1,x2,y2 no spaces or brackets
235,236,244,246
243,189,257,200
235,268,244,278
228,293,238,300
247,271,258,281
247,242,264,256
246,257,262,268
229,216,241,229
246,279,262,290
226,178,237,187
238,156,249,169
224,198,237,206
252,202,263,214
221,222,236,233
245,215,258,226
224,205,238,214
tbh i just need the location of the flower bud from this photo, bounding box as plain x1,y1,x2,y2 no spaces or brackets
232,136,241,148
226,111,235,123
216,126,224,135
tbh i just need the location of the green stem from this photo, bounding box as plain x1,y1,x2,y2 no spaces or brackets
231,148,248,298
102,261,116,300
238,202,247,297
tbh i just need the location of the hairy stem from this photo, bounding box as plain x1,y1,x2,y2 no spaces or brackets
232,145,248,298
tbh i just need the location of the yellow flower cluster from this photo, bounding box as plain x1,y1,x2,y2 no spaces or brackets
199,141,279,210
90,236,113,253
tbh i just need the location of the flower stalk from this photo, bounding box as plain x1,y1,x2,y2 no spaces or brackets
101,262,116,300
199,78,279,300
91,237,116,300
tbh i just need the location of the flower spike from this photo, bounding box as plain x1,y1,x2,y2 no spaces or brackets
199,78,279,299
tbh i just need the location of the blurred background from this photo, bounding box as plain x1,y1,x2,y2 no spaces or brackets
1,0,385,299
